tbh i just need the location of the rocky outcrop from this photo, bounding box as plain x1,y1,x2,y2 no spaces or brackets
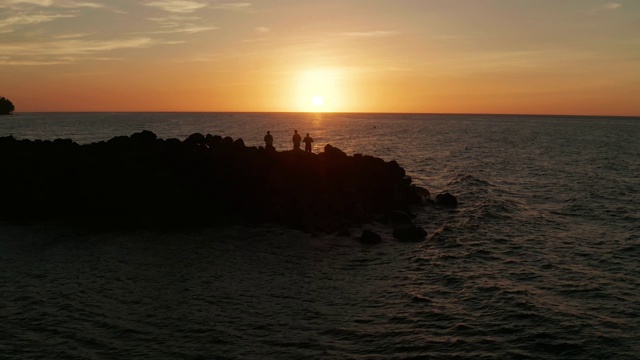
0,96,14,115
0,131,451,232
435,192,458,208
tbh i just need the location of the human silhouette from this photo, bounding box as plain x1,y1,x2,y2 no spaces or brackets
303,133,314,153
264,131,274,150
292,130,301,150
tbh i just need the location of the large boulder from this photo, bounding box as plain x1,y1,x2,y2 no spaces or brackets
130,130,157,145
205,134,222,147
221,136,234,147
188,133,206,143
435,192,457,208
410,185,431,204
107,135,129,146
232,138,245,149
324,144,348,160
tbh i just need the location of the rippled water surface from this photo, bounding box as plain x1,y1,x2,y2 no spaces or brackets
1,113,639,359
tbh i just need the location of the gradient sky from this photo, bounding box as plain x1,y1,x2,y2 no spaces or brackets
1,0,639,115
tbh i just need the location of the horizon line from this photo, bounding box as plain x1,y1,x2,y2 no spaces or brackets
9,111,640,119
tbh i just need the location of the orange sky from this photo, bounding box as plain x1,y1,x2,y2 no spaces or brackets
1,0,639,116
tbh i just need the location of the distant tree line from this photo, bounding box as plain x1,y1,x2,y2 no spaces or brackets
0,97,15,115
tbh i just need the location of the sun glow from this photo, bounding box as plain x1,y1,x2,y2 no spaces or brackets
312,95,325,107
293,68,344,112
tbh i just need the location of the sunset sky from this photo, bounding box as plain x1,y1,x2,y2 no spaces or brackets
1,0,639,115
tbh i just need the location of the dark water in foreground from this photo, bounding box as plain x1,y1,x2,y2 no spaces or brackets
1,113,639,359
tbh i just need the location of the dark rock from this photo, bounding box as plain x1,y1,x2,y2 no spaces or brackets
360,230,382,244
387,160,406,178
221,136,233,147
324,144,347,159
130,130,157,145
409,185,431,205
233,138,245,149
205,134,222,147
107,135,129,146
186,133,206,145
435,192,458,208
393,225,428,242
53,138,77,148
165,138,181,148
0,135,16,146
411,185,430,199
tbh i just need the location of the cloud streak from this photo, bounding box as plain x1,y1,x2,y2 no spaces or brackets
604,2,622,10
587,2,622,14
2,0,54,6
210,2,251,10
149,25,218,34
146,0,208,13
341,30,399,38
0,14,75,32
0,0,104,9
147,14,218,34
0,37,180,60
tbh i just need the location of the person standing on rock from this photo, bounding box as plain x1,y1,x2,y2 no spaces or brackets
264,131,274,150
303,133,314,153
292,130,301,150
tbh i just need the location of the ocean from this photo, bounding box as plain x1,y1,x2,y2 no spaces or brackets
1,112,639,359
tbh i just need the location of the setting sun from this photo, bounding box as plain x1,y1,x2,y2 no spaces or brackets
312,95,325,107
293,68,345,112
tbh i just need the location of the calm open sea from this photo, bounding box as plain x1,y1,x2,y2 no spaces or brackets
1,112,639,359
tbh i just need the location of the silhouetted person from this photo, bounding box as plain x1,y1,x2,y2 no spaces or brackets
264,131,274,150
292,130,301,150
303,133,314,153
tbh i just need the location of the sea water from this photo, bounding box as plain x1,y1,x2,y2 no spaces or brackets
0,113,639,359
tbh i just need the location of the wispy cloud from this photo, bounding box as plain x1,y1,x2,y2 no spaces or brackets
2,0,54,6
149,25,218,34
0,0,109,32
64,2,104,9
0,37,177,57
587,2,622,14
0,0,104,9
0,58,72,66
0,54,125,66
0,14,75,32
54,32,93,39
255,26,270,33
147,14,217,34
148,14,200,25
604,2,622,10
146,0,208,13
210,2,251,10
341,30,399,38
